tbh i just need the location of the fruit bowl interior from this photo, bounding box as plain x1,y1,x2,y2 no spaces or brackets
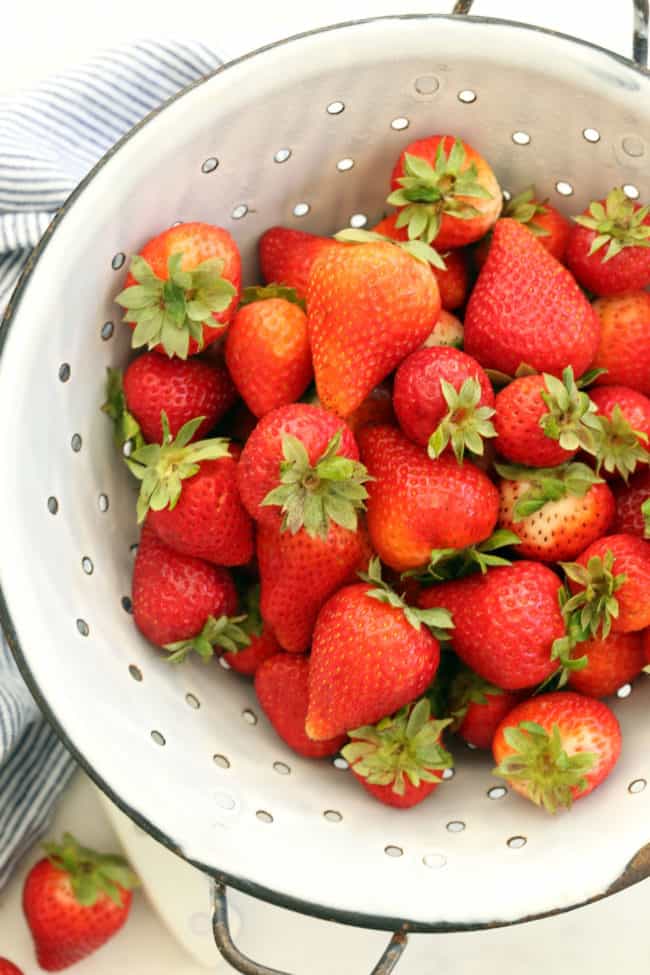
2,13,650,934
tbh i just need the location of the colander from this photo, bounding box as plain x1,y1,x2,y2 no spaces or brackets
2,3,650,972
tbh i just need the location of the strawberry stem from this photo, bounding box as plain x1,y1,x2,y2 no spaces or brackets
43,833,139,907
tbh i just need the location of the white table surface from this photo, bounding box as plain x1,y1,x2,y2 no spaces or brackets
1,1,648,973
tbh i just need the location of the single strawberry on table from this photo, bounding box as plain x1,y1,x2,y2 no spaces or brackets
589,385,650,481
259,226,339,301
22,832,138,972
255,653,347,758
222,584,280,675
590,291,650,395
358,424,499,573
474,187,571,267
566,187,650,296
448,666,522,751
387,135,501,248
341,698,453,808
307,240,440,417
306,558,453,740
464,218,601,377
225,286,313,418
612,467,650,537
492,691,622,811
567,630,645,698
115,222,241,358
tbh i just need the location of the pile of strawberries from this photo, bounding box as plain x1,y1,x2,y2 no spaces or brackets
105,134,650,815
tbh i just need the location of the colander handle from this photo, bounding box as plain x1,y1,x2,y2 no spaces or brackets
452,0,649,66
211,881,408,975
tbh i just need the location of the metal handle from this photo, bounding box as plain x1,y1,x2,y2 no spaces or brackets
211,882,408,975
452,0,649,67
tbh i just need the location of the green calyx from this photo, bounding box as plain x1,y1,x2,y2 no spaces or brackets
484,362,537,388
643,497,650,538
386,140,494,244
341,698,453,796
43,832,139,907
574,186,650,262
495,461,604,521
127,411,230,523
115,252,236,359
164,614,250,664
421,529,521,582
492,721,597,813
449,667,504,731
428,377,497,464
101,367,144,458
504,187,550,237
334,227,447,270
592,404,650,482
360,557,454,639
261,430,371,539
539,367,601,454
239,284,306,310
559,551,628,640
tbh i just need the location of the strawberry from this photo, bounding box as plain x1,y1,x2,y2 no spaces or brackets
566,187,650,296
132,523,248,660
613,468,650,537
393,346,495,460
255,653,346,758
589,385,650,481
0,961,23,975
492,691,622,811
475,188,571,267
22,833,138,971
591,291,650,396
423,309,464,349
103,354,236,452
567,630,645,697
358,425,499,573
493,368,601,468
225,287,312,418
372,213,469,309
127,415,253,566
306,558,453,740
259,227,338,301
115,222,240,358
448,667,522,750
344,382,396,436
561,533,650,635
464,219,601,377
644,627,650,663
419,561,566,690
341,698,452,808
388,136,501,248
222,584,280,675
237,404,360,527
307,241,440,417
496,461,615,562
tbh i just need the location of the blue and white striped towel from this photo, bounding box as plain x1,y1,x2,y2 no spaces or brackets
0,38,222,888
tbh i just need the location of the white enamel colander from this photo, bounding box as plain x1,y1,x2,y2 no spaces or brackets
2,4,650,973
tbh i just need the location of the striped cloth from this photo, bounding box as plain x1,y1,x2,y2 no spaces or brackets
0,39,222,888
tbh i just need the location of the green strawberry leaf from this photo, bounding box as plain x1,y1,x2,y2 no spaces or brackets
539,366,601,454
101,368,145,462
592,404,650,482
495,461,603,522
43,833,139,907
643,497,650,539
239,284,306,310
418,529,521,582
164,614,250,664
573,187,650,261
427,377,497,465
559,551,627,640
361,557,454,638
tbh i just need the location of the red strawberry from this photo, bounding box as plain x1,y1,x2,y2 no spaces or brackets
115,222,241,358
255,653,346,758
237,404,360,527
306,559,452,740
475,188,571,267
613,468,650,537
464,219,600,377
496,461,615,562
590,385,650,480
0,961,23,975
225,289,313,418
493,368,601,468
393,346,495,460
358,425,499,573
388,136,501,249
222,584,280,675
341,698,452,808
344,382,396,436
448,667,523,750
492,691,622,811
567,630,645,697
22,833,138,971
372,213,469,309
259,226,338,300
419,561,566,690
128,417,253,566
566,188,650,296
591,291,650,396
562,533,650,635
307,241,440,417
423,309,464,349
132,523,247,660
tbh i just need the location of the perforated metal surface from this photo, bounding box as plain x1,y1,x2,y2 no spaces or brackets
2,14,650,933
